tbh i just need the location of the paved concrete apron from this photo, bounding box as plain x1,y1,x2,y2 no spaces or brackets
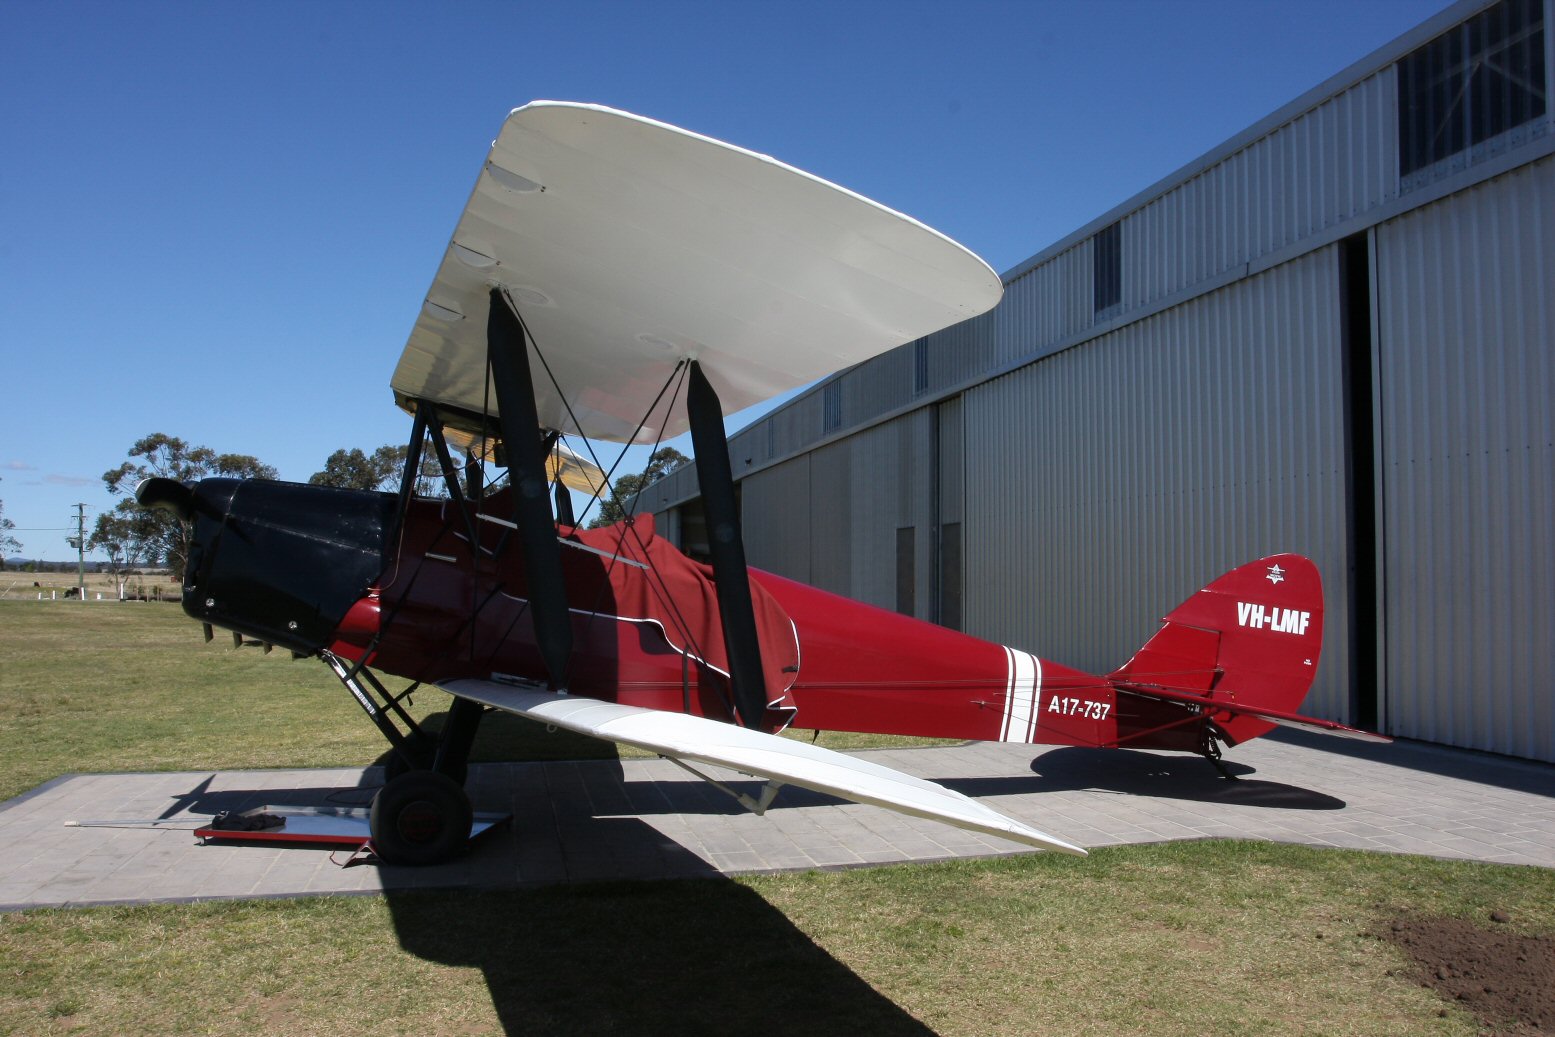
2,731,1550,909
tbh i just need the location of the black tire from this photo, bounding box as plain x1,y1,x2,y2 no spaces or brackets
369,770,473,866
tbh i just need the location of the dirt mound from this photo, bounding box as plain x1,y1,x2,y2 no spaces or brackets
1381,913,1554,1035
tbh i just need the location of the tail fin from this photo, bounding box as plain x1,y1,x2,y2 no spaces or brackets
1110,554,1325,746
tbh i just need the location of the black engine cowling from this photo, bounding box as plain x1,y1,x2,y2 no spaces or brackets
169,478,395,654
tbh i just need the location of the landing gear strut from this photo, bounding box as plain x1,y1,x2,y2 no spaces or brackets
323,652,481,864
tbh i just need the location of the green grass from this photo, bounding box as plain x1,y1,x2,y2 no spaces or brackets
3,843,1551,1036
3,600,1552,1036
0,600,411,802
0,600,940,802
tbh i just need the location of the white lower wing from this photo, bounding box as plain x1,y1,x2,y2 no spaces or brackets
441,680,1085,856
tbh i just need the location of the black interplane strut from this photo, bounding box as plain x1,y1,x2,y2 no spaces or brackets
486,287,573,689
388,406,429,550
686,361,769,729
553,477,576,527
544,432,577,526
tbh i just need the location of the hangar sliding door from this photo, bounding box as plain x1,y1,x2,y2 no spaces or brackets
1373,159,1555,762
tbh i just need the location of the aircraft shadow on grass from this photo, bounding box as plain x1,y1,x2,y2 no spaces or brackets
382,873,935,1036
161,770,934,1035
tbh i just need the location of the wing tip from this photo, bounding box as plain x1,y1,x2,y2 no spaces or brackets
1008,826,1089,857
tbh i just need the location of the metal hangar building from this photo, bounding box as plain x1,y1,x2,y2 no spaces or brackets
649,0,1554,764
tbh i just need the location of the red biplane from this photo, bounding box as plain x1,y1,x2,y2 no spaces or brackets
138,102,1383,864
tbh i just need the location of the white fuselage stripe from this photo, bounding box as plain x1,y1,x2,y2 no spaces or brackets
999,647,1015,741
1000,647,1042,743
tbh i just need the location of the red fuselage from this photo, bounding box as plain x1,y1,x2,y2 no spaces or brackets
326,499,1206,754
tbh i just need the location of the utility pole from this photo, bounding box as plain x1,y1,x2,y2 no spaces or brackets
72,503,86,601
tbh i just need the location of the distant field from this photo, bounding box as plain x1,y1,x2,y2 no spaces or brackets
0,569,178,602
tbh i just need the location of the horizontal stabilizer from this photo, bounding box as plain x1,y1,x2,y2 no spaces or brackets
1112,681,1391,743
441,679,1086,855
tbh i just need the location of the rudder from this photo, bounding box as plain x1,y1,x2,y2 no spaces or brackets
1110,554,1324,746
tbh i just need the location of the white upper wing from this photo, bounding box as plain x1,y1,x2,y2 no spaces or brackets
392,101,1004,443
441,679,1085,856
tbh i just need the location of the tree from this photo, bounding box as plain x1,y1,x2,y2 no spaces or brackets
0,477,20,560
309,447,399,491
310,443,441,496
88,507,153,599
99,433,278,581
588,446,689,528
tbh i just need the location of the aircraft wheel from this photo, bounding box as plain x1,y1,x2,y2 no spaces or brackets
370,770,473,866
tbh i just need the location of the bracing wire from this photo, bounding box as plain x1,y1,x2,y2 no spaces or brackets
494,288,713,680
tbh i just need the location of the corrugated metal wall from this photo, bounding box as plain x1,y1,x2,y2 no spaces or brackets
1374,155,1555,760
937,396,965,526
924,311,997,395
1130,70,1399,306
996,243,1093,366
740,454,812,584
645,461,699,517
737,409,941,615
807,443,854,597
840,348,911,433
964,247,1354,720
701,398,969,626
994,67,1400,370
733,407,939,615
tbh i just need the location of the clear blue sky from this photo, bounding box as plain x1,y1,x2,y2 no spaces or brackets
2,0,1448,560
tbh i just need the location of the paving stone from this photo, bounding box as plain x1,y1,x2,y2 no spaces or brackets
1,730,1551,909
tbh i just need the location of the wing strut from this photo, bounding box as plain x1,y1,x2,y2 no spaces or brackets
686,361,770,729
486,287,573,689
553,479,576,527
389,406,429,547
